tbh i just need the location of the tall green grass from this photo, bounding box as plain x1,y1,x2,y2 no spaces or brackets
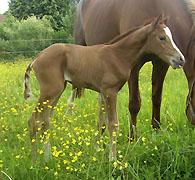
0,60,194,180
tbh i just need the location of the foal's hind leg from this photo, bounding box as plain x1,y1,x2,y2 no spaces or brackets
28,100,53,162
28,80,65,162
28,110,41,163
151,60,169,129
43,83,66,161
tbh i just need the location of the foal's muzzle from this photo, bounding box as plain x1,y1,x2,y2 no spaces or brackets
171,55,185,69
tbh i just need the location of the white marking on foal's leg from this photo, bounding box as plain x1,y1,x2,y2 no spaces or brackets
109,137,117,162
66,89,76,115
44,139,51,161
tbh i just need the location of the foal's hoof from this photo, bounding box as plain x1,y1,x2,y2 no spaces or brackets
109,156,117,162
109,153,117,162
94,142,100,150
127,133,137,142
65,108,74,116
151,119,160,130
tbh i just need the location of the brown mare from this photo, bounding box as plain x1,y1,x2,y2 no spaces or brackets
70,0,195,138
24,15,184,161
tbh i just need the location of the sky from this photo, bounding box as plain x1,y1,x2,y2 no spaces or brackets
0,0,9,14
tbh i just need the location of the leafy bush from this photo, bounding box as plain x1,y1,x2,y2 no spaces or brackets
61,2,77,43
9,0,73,31
0,14,54,60
0,2,76,61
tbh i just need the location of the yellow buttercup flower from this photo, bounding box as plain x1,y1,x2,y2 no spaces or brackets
39,150,43,154
113,162,117,167
142,137,146,142
124,163,128,168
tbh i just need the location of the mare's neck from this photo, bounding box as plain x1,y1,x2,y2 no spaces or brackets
162,0,194,57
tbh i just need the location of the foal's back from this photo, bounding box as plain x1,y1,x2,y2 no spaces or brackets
32,43,113,92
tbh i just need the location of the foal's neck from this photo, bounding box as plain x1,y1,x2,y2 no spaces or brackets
111,25,150,66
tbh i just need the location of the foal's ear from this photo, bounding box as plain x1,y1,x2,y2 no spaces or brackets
151,12,164,30
162,16,169,25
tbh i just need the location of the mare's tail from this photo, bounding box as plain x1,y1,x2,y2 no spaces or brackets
24,61,34,100
71,85,85,98
76,87,85,98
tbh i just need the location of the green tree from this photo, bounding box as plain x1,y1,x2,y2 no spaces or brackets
9,0,73,30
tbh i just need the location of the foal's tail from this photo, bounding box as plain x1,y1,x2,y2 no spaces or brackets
24,61,34,100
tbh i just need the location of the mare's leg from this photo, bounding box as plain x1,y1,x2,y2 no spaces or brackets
186,77,195,125
151,60,169,129
184,57,195,125
128,62,144,140
103,90,119,159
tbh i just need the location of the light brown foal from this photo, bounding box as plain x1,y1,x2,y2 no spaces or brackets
24,14,185,162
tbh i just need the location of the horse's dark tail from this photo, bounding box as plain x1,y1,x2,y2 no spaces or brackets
75,87,85,98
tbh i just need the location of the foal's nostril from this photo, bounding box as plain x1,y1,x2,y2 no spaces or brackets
180,56,185,63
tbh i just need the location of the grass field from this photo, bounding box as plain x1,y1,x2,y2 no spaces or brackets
0,60,195,180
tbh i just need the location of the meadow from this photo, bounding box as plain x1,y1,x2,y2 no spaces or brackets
0,60,194,180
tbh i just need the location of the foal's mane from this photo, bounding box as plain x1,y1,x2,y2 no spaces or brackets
105,19,155,45
105,26,142,45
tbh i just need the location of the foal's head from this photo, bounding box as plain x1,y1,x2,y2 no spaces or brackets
145,13,185,69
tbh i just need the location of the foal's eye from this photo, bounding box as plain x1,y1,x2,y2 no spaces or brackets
159,37,166,41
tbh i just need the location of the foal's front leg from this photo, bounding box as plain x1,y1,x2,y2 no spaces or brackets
95,94,108,149
98,93,107,134
103,91,119,159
